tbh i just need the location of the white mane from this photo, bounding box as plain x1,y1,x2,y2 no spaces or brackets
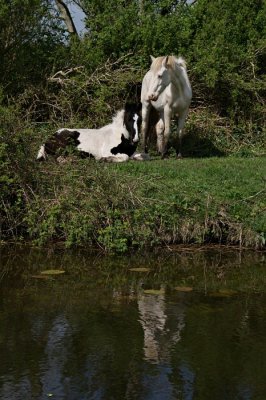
174,56,187,70
112,109,125,126
109,109,130,140
150,55,187,72
97,109,128,140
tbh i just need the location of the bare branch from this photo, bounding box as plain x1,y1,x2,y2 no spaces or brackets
71,0,87,15
55,0,78,36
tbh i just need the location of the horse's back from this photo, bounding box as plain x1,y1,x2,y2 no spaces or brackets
77,128,113,158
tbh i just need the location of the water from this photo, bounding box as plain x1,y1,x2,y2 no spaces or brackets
0,246,265,400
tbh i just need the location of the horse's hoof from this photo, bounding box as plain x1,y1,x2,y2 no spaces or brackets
132,153,151,161
57,156,68,164
176,153,183,159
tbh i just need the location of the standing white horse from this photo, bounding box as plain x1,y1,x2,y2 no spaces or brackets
37,103,148,163
141,55,192,158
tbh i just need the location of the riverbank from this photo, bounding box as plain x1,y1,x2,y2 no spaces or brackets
1,154,265,252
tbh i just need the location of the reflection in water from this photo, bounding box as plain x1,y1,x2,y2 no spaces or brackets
0,376,31,400
137,289,187,400
40,315,71,398
138,289,185,363
138,291,167,363
0,246,265,399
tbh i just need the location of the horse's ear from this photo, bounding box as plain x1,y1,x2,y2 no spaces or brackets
124,102,141,115
150,55,155,63
125,103,133,113
162,56,169,68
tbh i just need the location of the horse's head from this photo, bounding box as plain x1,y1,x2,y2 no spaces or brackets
148,56,171,101
123,103,142,144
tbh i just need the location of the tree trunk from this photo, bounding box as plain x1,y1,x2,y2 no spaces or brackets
55,0,78,36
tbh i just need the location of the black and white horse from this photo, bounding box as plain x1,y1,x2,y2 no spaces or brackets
37,103,149,162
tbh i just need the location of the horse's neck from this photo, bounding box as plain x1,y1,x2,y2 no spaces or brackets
112,109,125,126
170,67,191,98
111,109,129,139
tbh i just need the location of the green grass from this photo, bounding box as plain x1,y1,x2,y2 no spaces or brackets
111,156,265,240
1,147,265,251
30,156,266,251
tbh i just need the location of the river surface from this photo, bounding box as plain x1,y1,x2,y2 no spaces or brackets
0,246,265,400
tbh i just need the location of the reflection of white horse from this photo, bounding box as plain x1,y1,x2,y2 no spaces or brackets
37,103,149,163
138,289,185,364
141,55,192,158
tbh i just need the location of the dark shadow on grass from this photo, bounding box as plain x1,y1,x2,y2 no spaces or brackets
175,131,226,158
143,106,226,158
146,130,226,159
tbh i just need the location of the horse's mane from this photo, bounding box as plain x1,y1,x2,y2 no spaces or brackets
150,56,187,72
111,109,125,127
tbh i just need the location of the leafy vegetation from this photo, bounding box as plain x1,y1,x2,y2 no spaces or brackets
0,0,265,251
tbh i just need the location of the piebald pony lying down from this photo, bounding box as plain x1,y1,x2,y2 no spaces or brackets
37,103,150,162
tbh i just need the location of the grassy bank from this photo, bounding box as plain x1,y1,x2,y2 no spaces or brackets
98,156,265,251
1,149,265,251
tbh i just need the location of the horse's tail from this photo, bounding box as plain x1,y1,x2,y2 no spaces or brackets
36,144,47,161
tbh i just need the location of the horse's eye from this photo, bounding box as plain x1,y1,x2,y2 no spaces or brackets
158,73,162,79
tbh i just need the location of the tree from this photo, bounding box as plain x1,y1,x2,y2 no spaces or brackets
55,0,78,36
188,0,266,119
0,0,66,95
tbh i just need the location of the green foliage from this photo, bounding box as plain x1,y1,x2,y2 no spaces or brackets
0,0,264,130
189,0,265,121
0,0,66,95
0,98,41,239
77,0,265,122
1,149,262,251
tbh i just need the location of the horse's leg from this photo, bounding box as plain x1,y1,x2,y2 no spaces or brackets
155,115,165,156
176,111,188,158
161,106,171,158
141,101,151,153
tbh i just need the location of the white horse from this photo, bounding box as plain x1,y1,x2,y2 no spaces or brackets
37,103,149,162
141,55,192,158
